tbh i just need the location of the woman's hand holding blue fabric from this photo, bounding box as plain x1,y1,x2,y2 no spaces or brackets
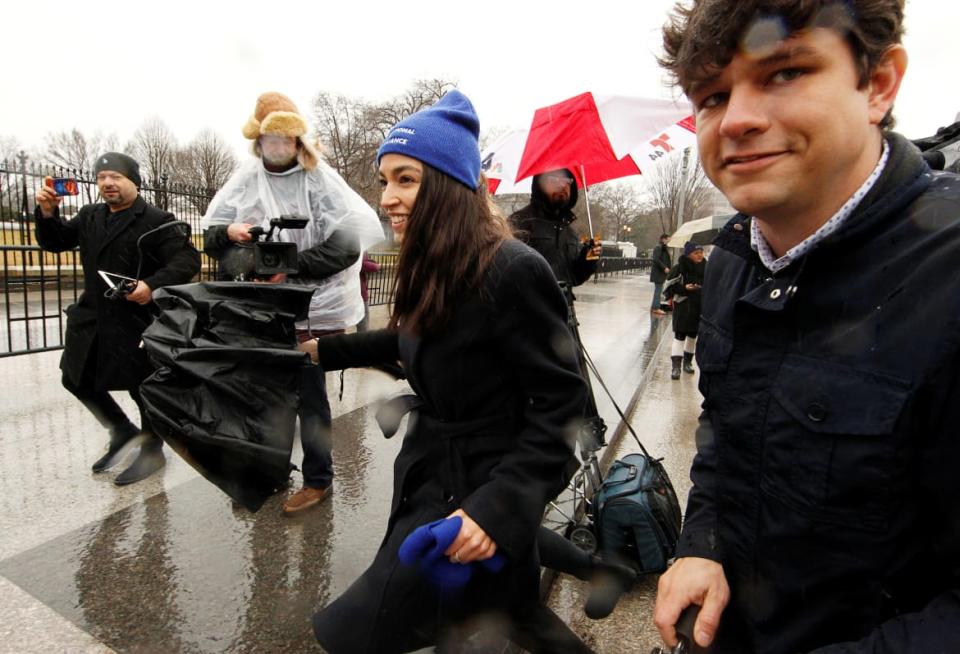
444,508,498,564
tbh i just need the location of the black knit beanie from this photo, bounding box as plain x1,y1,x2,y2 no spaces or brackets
94,152,142,188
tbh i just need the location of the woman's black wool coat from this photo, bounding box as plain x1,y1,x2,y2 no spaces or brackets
311,239,587,653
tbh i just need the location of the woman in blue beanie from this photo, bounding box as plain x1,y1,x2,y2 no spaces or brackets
663,241,706,379
302,90,594,653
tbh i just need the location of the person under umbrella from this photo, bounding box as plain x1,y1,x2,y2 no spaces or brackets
663,241,706,380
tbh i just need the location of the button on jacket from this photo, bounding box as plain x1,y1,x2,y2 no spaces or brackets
679,133,960,653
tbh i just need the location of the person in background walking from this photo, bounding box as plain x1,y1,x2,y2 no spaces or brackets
663,241,705,380
649,233,672,315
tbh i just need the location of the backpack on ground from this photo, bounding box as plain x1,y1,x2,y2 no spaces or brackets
594,452,682,576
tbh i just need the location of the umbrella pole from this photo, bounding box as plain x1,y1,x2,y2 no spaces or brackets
580,164,596,237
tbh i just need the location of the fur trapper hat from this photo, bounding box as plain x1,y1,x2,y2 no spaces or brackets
241,92,308,140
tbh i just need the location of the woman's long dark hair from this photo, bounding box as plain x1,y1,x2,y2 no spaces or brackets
388,166,511,335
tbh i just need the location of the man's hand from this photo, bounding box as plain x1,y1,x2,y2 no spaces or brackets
227,223,255,242
685,283,701,291
444,509,497,564
36,178,61,218
654,556,730,649
125,281,153,305
298,338,319,364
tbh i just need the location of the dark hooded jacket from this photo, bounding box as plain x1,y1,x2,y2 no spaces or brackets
509,172,598,293
681,133,960,653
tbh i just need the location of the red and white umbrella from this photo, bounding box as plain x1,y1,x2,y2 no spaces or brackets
481,92,695,231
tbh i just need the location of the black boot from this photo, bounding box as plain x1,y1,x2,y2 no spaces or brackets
584,555,638,619
671,356,682,380
114,434,165,486
91,422,139,473
683,351,696,374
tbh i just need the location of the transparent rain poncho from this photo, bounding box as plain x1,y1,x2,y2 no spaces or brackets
201,156,384,331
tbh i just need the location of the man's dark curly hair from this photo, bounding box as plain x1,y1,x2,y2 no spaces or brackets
659,0,905,127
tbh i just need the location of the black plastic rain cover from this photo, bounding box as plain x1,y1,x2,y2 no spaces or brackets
140,282,315,511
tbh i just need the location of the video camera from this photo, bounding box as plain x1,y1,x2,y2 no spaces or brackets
219,215,308,280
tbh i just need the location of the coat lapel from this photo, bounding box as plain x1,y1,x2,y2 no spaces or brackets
93,195,146,263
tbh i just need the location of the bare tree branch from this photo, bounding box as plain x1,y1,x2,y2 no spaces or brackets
169,129,238,214
583,182,648,242
311,78,457,208
642,147,713,235
126,118,178,185
0,135,22,164
312,92,381,206
42,129,120,203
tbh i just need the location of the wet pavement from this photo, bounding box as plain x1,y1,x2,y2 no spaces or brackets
0,272,696,654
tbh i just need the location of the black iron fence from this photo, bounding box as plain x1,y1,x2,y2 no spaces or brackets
1,159,217,236
0,245,80,356
366,251,398,307
1,158,218,274
0,158,649,356
0,246,647,357
595,257,650,279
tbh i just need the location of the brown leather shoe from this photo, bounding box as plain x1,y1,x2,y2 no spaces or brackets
282,486,330,515
651,309,667,316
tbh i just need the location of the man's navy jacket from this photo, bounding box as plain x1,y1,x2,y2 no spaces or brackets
680,133,960,653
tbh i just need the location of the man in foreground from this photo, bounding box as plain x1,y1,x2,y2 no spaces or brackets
35,153,200,485
653,1,960,652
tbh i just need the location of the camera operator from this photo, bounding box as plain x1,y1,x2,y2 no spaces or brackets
201,92,383,515
34,152,200,485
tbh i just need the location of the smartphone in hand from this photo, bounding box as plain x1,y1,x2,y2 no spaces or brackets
46,177,79,197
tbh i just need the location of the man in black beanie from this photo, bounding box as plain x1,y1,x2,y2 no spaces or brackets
35,152,200,485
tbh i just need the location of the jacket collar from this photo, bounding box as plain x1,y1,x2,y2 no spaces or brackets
93,195,148,260
713,132,931,268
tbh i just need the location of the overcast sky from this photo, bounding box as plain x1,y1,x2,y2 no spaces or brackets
7,0,958,161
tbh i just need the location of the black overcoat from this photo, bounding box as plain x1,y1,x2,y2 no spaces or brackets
664,255,706,335
311,239,587,653
34,196,201,390
649,243,672,284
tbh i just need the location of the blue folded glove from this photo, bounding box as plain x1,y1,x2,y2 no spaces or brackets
398,516,507,589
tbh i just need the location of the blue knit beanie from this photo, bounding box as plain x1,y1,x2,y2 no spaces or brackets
684,241,703,257
377,90,481,190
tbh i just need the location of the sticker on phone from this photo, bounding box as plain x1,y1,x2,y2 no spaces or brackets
48,177,79,196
